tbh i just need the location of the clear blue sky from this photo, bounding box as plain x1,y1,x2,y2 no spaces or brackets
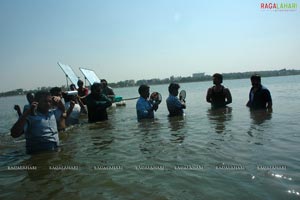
1,0,299,92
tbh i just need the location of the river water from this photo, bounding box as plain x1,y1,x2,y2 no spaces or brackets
0,75,299,199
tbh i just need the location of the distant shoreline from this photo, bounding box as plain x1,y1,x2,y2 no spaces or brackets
109,68,300,88
1,69,300,97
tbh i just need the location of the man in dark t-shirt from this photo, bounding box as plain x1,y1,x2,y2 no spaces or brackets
86,83,112,123
246,74,272,110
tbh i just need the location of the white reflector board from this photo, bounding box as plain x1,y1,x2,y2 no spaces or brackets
79,68,100,85
58,62,79,85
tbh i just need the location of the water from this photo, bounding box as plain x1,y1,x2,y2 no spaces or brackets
1,76,300,199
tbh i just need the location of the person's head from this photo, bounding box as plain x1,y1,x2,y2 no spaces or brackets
70,84,76,91
101,79,108,87
26,92,35,104
34,91,52,113
77,80,84,88
91,82,102,96
138,85,150,99
168,83,180,96
50,87,62,97
250,74,261,88
212,73,223,85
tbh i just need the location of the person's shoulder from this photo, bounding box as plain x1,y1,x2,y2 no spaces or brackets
136,97,144,106
223,86,231,92
261,86,271,95
207,87,213,93
100,94,110,100
137,97,143,102
85,93,92,100
23,104,30,111
137,97,147,104
166,95,172,101
261,85,269,90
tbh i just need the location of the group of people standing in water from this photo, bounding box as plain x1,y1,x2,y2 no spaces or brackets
137,73,272,121
10,73,272,154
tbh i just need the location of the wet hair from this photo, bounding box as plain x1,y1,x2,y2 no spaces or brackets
34,91,51,102
138,85,150,95
77,80,84,86
251,74,261,82
168,83,180,93
101,79,108,87
50,87,62,96
213,73,223,83
91,82,102,92
26,92,35,103
26,92,34,99
70,84,76,89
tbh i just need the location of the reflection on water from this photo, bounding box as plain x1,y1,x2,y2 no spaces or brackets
137,119,164,159
88,120,114,130
207,107,232,134
91,135,114,150
250,110,272,125
168,116,186,144
22,152,61,181
247,110,272,139
1,76,300,199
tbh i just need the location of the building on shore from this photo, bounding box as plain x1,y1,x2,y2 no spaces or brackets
192,73,205,78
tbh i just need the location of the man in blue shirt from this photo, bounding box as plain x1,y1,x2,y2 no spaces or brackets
11,91,64,154
166,83,186,117
136,85,159,121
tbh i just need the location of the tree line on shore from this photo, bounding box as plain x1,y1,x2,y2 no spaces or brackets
1,68,299,97
109,68,300,87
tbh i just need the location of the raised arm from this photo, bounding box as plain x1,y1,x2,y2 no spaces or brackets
14,105,22,117
11,102,37,138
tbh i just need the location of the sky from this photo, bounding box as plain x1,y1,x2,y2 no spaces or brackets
0,0,300,92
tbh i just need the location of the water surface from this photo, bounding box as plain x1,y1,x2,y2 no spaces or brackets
0,76,300,199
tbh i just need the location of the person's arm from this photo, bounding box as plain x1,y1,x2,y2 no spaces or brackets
206,88,212,103
11,102,37,138
76,96,87,113
267,101,272,110
105,87,115,96
181,102,186,109
265,90,272,110
246,90,251,107
53,96,66,113
97,95,112,109
78,88,88,100
53,96,67,131
173,97,186,109
87,95,112,110
137,101,153,118
151,102,159,111
14,105,22,117
66,100,75,117
224,88,232,105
